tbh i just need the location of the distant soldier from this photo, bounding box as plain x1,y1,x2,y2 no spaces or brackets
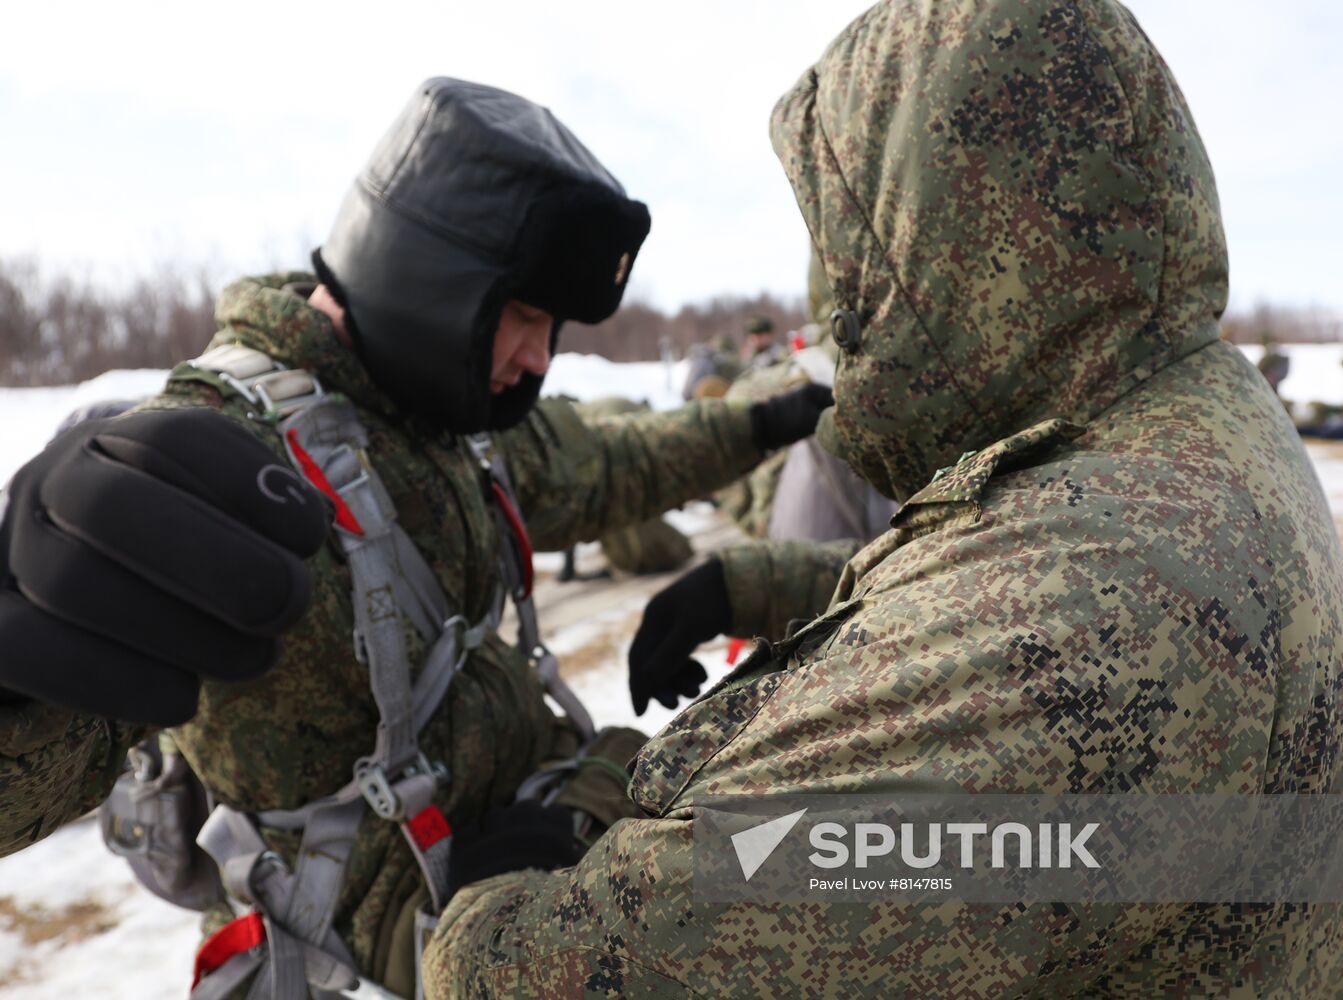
1257,349,1290,397
1296,355,1343,438
741,314,787,370
680,335,742,400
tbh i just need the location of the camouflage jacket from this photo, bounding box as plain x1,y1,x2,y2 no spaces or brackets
425,1,1343,996
0,274,765,979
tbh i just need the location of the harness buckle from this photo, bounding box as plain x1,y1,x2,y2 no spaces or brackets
217,371,260,405
355,763,399,820
354,753,448,821
254,371,324,420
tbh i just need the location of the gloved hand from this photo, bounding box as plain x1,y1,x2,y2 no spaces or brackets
748,382,834,452
447,800,582,895
628,558,731,715
0,408,332,726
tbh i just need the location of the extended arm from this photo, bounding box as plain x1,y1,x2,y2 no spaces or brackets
718,538,859,640
500,387,830,552
0,703,144,856
0,407,328,855
499,396,759,551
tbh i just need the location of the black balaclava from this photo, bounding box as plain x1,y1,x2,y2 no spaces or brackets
315,78,651,433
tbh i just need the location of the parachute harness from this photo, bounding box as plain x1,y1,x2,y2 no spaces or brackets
136,344,594,1000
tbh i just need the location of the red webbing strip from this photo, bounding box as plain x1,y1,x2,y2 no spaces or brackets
726,637,749,666
285,428,364,536
192,911,266,987
406,805,453,850
490,480,535,598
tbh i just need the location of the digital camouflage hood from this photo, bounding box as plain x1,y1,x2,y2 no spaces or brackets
771,0,1227,501
317,78,651,433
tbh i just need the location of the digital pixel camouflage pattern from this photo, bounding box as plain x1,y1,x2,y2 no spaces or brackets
574,397,695,575
717,537,859,643
0,274,767,988
426,0,1343,996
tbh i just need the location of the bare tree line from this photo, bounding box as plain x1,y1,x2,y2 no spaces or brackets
1218,302,1343,346
0,258,216,387
563,293,811,362
0,256,1336,387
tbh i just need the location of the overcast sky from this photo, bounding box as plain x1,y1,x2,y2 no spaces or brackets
2,1,1340,316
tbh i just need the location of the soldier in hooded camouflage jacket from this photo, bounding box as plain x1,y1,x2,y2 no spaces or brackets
424,2,1343,996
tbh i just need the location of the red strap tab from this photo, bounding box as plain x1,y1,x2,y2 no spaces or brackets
726,637,748,666
490,480,535,598
285,428,364,536
406,805,453,851
192,911,266,987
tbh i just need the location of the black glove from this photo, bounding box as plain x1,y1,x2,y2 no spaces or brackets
447,800,582,895
748,382,834,452
0,409,332,726
628,558,731,715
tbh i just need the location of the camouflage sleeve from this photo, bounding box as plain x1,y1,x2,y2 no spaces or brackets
0,699,145,856
498,396,763,552
718,538,860,641
425,816,1174,999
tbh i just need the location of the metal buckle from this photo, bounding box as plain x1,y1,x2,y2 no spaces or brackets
354,754,448,821
217,371,259,405
254,373,324,420
103,815,151,856
465,432,495,472
354,762,400,820
127,744,162,783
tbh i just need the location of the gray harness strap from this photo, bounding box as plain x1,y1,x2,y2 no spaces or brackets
467,433,594,741
282,400,450,821
196,804,360,999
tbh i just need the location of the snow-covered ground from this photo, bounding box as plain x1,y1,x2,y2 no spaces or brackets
2,344,1342,997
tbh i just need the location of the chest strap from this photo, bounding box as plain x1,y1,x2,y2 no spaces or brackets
466,432,594,741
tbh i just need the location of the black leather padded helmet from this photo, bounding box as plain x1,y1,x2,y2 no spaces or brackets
315,78,651,432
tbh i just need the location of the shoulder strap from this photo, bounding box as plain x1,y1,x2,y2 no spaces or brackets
178,343,325,420
466,433,594,741
181,346,482,997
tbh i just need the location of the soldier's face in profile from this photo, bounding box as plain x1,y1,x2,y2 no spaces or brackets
491,300,553,394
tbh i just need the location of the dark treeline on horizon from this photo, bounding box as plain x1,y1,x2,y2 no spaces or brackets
0,256,1335,387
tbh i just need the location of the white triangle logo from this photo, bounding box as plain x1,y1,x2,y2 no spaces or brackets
731,809,808,881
